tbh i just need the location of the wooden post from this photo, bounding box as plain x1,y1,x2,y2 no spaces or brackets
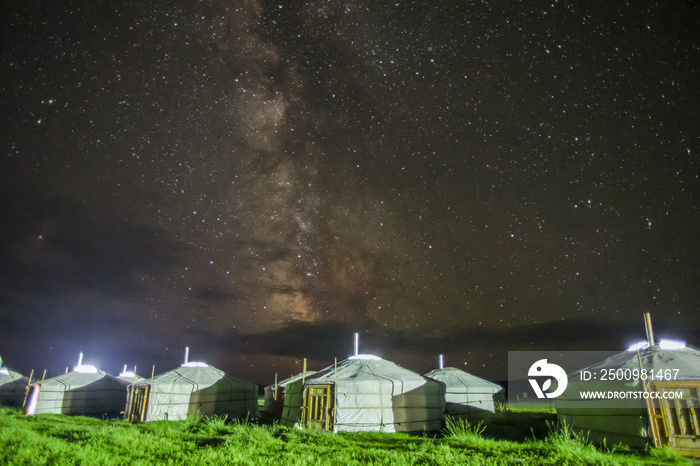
22,369,34,409
301,359,307,426
644,312,654,346
273,372,278,401
127,366,137,421
334,357,338,432
637,350,661,447
140,365,155,422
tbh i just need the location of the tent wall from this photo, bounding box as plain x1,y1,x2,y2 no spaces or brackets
425,368,502,418
190,378,258,418
29,371,130,418
61,378,131,417
557,408,650,448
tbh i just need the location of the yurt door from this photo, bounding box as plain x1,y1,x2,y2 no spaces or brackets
303,384,334,431
648,381,700,457
128,386,150,422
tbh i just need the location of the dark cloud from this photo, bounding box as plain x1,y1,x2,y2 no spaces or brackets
185,317,700,365
0,184,186,299
195,287,247,303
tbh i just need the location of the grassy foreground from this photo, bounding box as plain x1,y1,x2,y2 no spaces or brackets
0,407,689,465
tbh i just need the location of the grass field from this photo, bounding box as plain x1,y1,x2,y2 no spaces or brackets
0,407,690,465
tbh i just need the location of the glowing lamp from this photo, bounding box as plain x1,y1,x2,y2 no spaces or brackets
627,341,650,351
348,354,382,360
74,364,98,373
182,361,208,367
658,339,686,350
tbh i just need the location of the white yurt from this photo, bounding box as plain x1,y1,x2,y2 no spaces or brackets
555,339,700,456
25,362,130,418
0,357,29,408
281,354,446,433
127,361,259,422
425,360,502,418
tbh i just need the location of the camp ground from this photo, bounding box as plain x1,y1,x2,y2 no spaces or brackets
281,354,446,433
425,355,502,419
126,360,259,422
25,356,130,418
555,339,700,457
0,356,29,408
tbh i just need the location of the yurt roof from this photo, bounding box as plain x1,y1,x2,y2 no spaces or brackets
40,366,129,390
301,355,436,387
0,366,26,383
570,342,700,379
136,362,256,390
425,367,502,394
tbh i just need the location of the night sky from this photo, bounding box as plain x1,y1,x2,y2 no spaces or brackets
1,1,699,385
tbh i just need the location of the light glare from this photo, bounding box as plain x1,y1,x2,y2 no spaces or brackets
627,341,650,351
659,339,686,350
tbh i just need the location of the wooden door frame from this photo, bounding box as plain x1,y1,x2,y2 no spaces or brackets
648,381,700,457
302,384,335,431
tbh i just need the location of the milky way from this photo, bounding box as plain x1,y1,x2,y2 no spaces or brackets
1,1,699,382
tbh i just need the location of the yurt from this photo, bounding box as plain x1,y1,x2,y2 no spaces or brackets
263,371,316,418
425,364,502,418
555,340,700,456
127,361,259,422
0,357,29,408
25,363,130,418
281,355,446,433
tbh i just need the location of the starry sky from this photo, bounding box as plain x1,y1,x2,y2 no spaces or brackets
1,1,699,385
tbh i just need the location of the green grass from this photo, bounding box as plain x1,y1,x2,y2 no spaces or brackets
0,407,690,465
503,400,557,413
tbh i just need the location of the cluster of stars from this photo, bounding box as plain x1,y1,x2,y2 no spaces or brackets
0,1,698,380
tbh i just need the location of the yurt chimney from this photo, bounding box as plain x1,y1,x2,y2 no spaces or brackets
354,332,359,357
439,354,444,370
184,346,190,365
644,313,654,346
77,352,83,367
123,364,127,374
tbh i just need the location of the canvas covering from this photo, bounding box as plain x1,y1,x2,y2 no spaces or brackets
0,366,29,408
425,367,502,416
133,363,259,421
281,355,446,433
555,344,700,447
28,367,130,417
